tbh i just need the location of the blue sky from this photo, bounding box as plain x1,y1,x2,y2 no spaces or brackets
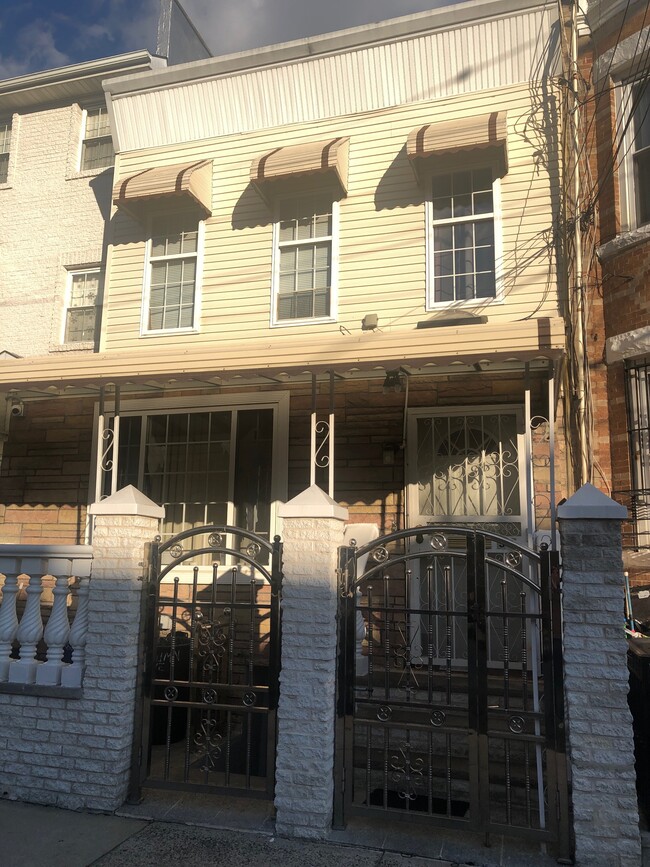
0,0,462,79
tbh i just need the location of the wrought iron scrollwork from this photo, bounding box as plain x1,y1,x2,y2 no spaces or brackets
390,744,425,801
193,717,223,771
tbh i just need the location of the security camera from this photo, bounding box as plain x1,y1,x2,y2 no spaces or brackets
10,400,24,418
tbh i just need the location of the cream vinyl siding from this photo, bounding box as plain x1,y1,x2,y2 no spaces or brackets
102,83,561,354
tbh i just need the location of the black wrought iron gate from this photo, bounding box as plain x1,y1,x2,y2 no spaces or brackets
334,527,571,862
131,526,282,800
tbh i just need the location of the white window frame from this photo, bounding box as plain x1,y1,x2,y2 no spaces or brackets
425,163,503,310
79,105,114,172
61,266,101,345
270,193,339,327
0,118,11,185
140,212,204,337
617,77,650,234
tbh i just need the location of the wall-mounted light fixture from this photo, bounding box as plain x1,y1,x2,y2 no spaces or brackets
382,369,404,394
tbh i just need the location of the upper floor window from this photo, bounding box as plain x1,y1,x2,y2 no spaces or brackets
428,167,497,305
65,268,100,343
272,194,337,324
80,106,113,171
144,214,201,333
631,82,650,227
0,120,11,184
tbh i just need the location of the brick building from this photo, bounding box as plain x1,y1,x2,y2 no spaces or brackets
582,0,650,582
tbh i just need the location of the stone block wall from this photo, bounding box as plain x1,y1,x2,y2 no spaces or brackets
0,509,156,811
559,490,642,866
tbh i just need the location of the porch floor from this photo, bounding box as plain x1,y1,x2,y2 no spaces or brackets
116,788,560,866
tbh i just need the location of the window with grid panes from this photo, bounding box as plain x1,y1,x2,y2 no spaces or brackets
430,167,496,304
0,120,11,184
275,194,333,322
64,269,99,343
80,106,114,171
146,214,199,332
632,82,650,226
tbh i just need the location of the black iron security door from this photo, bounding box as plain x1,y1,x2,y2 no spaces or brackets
131,526,282,800
335,527,570,862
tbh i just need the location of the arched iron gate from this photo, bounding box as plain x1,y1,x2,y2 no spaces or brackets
130,526,282,801
334,527,571,862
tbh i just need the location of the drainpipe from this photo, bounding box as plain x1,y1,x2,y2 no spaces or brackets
570,0,589,486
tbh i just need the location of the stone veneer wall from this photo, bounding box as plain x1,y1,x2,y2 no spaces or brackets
559,488,641,866
0,509,155,810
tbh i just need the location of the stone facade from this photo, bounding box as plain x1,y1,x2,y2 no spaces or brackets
0,506,157,811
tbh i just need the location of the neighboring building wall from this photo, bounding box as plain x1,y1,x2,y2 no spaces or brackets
584,0,650,579
0,104,112,358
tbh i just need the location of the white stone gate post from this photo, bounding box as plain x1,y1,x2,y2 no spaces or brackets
85,485,163,810
558,483,641,866
274,485,348,839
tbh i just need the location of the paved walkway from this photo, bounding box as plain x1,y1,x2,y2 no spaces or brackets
0,795,560,867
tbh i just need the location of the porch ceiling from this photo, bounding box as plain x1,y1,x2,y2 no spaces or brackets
0,317,564,398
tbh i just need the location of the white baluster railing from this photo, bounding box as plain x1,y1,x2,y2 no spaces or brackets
0,574,19,681
9,574,44,684
61,578,90,688
0,545,93,689
36,575,71,686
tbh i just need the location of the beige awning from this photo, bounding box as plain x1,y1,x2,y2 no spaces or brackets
0,317,564,394
250,137,349,195
407,112,508,175
113,160,213,216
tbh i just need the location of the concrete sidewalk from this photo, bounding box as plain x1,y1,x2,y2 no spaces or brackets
0,796,558,867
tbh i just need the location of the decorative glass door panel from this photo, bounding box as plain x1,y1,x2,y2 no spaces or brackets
410,409,525,537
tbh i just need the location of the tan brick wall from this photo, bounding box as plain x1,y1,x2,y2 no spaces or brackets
0,397,94,544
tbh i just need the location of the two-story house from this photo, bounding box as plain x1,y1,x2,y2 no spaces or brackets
0,0,567,552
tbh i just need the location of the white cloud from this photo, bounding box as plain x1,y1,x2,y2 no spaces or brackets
0,19,69,78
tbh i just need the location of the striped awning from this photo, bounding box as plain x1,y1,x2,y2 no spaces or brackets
250,137,350,194
407,112,508,174
112,159,213,215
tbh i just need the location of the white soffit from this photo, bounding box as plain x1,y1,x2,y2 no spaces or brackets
110,6,558,153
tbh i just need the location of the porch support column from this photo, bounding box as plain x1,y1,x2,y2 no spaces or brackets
275,484,348,839
558,484,641,866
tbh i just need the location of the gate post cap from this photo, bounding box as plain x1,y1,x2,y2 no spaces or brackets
557,483,627,520
89,485,165,519
279,484,348,520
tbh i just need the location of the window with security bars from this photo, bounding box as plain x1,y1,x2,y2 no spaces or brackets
413,410,521,527
632,82,650,226
0,120,11,184
64,269,99,343
147,215,199,332
275,194,333,322
80,106,114,171
430,167,496,304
